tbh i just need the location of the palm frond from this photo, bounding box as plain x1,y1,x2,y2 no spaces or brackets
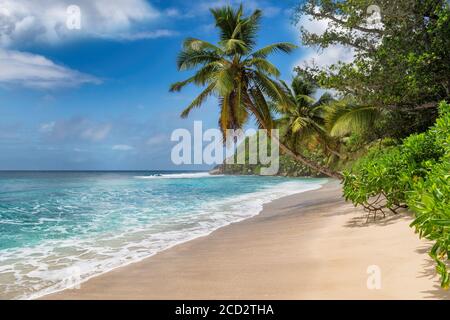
238,9,262,51
252,43,298,58
295,94,316,106
279,80,294,97
177,50,222,71
325,103,381,137
252,71,292,111
291,76,315,97
220,39,248,54
170,76,196,92
245,57,280,77
313,92,335,107
170,62,221,91
180,83,216,118
183,38,222,53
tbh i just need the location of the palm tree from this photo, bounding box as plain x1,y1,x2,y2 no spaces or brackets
170,5,341,178
275,76,342,159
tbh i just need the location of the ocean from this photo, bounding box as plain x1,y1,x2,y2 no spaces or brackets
0,171,326,299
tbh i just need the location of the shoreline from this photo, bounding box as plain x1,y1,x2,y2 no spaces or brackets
29,177,325,300
43,180,449,300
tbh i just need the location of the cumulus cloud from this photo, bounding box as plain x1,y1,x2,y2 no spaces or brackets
0,48,100,88
294,14,355,69
0,0,161,46
39,117,111,143
112,144,134,151
0,1,177,89
298,45,354,69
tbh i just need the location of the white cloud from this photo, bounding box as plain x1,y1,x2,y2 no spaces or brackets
81,124,111,142
39,121,55,133
299,14,331,36
0,0,160,46
294,14,355,69
0,48,100,88
298,45,355,69
146,134,166,147
112,144,134,151
40,117,111,142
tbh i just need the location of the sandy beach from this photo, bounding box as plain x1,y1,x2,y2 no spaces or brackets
43,180,449,300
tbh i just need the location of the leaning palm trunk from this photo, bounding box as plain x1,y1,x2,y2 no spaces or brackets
325,143,343,159
247,102,343,179
278,142,342,179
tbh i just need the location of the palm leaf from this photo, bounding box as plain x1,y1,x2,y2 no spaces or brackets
252,71,292,111
220,39,248,53
252,43,298,58
170,62,221,91
180,83,215,118
177,50,222,71
325,103,381,137
245,58,280,77
183,38,222,53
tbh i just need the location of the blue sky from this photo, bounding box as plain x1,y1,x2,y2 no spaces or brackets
0,0,350,170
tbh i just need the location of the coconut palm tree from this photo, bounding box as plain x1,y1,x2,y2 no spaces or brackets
275,76,342,159
170,5,341,178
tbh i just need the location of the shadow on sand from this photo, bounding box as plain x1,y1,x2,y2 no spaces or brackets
344,211,412,228
414,246,450,300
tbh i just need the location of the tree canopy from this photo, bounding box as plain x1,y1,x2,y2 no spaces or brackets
294,0,450,138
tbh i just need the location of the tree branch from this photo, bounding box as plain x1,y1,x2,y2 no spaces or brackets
310,12,384,35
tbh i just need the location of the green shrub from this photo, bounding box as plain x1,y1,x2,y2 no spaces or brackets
407,161,450,288
343,101,450,287
343,132,442,213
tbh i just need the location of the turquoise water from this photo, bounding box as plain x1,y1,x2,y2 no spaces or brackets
0,171,326,299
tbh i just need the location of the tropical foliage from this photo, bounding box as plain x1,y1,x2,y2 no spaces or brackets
275,76,341,159
170,5,341,178
294,0,450,139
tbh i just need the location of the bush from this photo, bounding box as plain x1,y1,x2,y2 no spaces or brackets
407,161,450,288
343,101,450,287
343,132,443,214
